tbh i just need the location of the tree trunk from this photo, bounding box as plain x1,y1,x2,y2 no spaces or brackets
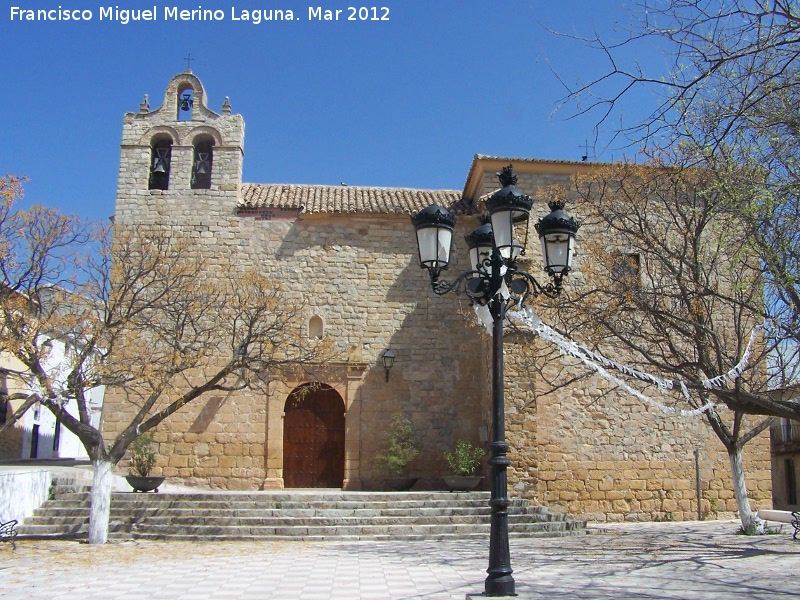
88,459,114,544
728,446,764,535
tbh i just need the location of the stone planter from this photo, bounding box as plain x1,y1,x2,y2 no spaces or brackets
443,475,482,492
385,477,418,491
125,475,165,493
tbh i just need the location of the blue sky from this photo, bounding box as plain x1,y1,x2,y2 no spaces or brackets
1,1,666,220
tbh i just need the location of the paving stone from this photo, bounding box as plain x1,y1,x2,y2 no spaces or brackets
10,481,788,598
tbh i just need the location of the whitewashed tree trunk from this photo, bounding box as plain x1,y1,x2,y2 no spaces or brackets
88,459,114,544
729,446,765,535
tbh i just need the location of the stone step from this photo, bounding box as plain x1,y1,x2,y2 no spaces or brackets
49,492,495,508
52,487,492,499
40,500,501,513
19,488,587,541
30,505,493,518
49,475,93,495
35,497,539,510
19,520,588,541
44,501,496,513
23,504,562,525
20,518,585,540
127,521,574,536
51,484,92,496
21,512,560,528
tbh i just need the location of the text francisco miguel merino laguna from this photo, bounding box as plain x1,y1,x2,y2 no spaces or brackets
9,5,392,24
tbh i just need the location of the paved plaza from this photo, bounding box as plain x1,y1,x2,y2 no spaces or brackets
1,520,797,599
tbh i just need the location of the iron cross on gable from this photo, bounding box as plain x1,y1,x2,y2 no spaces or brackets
184,53,195,71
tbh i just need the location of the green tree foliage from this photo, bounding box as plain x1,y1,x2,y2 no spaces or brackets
375,414,419,477
444,440,484,477
128,432,156,477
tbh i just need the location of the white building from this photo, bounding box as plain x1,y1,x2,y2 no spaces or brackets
2,338,104,461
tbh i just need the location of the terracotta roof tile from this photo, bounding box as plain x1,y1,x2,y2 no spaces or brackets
239,183,474,216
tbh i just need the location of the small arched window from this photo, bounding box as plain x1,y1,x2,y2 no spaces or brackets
309,316,324,339
148,136,172,190
191,137,214,190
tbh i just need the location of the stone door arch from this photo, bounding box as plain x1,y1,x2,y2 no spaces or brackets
283,383,345,488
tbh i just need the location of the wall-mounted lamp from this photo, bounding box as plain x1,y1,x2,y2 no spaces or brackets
237,345,247,378
382,349,396,382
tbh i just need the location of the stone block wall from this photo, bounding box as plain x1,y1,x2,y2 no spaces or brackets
235,212,490,486
521,375,771,522
104,208,491,489
104,389,269,490
483,163,773,522
0,424,23,460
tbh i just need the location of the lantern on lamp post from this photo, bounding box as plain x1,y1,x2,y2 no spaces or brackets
536,198,578,281
411,204,457,282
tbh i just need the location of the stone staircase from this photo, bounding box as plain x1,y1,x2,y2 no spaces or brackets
18,477,588,541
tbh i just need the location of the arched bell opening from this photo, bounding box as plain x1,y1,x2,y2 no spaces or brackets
191,134,214,189
148,134,173,190
177,86,194,121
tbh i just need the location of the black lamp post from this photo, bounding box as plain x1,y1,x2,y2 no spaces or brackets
411,165,579,597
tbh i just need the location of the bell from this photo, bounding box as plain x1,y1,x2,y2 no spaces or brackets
179,93,193,112
152,147,170,173
195,153,210,174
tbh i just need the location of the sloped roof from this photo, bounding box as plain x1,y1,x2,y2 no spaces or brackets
239,183,474,216
462,154,605,202
470,154,601,169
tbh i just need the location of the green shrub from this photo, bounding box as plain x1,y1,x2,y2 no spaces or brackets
375,414,418,476
129,433,156,476
445,440,485,476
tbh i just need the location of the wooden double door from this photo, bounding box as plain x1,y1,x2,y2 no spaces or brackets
283,384,345,488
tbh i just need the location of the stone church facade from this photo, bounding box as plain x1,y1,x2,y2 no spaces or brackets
104,71,772,522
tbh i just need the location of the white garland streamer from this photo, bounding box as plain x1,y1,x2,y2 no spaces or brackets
701,325,762,389
508,308,718,417
510,307,761,393
470,300,761,417
474,304,493,334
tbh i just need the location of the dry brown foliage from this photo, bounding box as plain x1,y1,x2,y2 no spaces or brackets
0,177,333,465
